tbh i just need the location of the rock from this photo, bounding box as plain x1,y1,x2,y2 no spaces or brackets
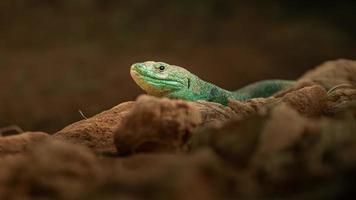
282,85,328,117
0,131,49,157
299,59,356,89
0,139,234,200
326,86,356,115
229,84,329,118
114,95,202,155
274,81,317,98
52,101,134,154
99,149,234,200
52,94,241,156
1,87,356,199
249,103,356,197
257,104,307,154
188,115,266,167
275,59,356,114
190,100,356,198
228,97,276,119
0,140,102,200
190,100,236,125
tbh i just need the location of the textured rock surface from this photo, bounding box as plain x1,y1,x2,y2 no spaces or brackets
282,85,328,117
228,97,276,118
0,140,102,199
52,101,135,154
189,102,356,198
190,100,236,125
0,132,49,157
0,139,233,200
326,86,356,115
114,95,202,155
299,59,356,89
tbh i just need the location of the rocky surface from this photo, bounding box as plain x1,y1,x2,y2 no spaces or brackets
0,59,356,199
299,59,356,89
114,96,202,155
282,85,328,117
52,101,135,154
0,132,49,158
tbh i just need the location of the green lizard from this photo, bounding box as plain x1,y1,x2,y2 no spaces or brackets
130,61,295,105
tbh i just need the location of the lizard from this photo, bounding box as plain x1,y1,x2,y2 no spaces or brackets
130,61,295,105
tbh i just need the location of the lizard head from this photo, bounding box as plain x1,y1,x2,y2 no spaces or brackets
130,61,192,97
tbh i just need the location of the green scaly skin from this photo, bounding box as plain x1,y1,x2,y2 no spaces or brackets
130,61,295,105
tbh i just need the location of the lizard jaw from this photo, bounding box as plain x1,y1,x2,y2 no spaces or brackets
130,66,171,96
130,64,184,96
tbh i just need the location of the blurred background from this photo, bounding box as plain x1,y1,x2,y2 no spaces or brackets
0,0,355,133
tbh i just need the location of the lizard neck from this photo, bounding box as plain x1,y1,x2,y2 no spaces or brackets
169,74,235,105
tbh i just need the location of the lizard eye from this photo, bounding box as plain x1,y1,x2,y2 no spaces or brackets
159,65,165,71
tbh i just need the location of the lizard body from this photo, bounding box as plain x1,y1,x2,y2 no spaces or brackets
130,61,295,105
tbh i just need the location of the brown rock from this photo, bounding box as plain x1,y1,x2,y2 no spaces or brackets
274,81,317,97
299,59,356,89
256,104,307,155
282,85,328,117
188,115,266,168
0,139,234,200
326,86,356,115
0,131,49,157
114,95,202,155
192,101,356,198
0,140,101,200
1,100,356,199
228,97,276,119
52,101,134,154
100,150,232,200
249,103,356,195
190,100,236,125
